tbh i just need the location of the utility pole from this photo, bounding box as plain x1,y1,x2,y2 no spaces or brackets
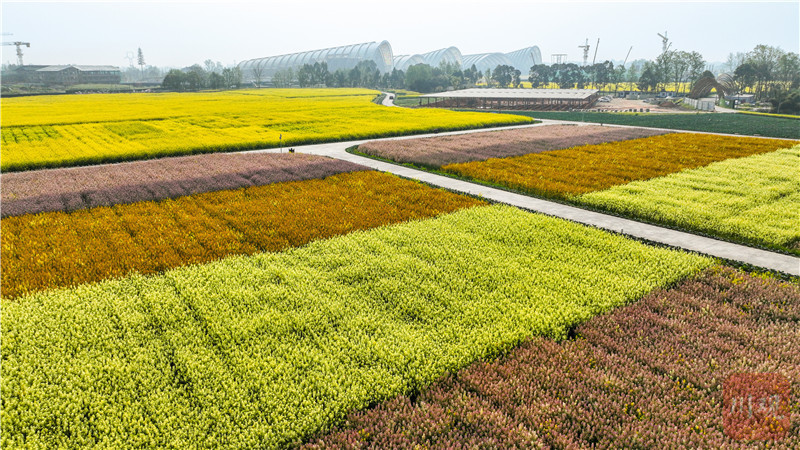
137,47,145,81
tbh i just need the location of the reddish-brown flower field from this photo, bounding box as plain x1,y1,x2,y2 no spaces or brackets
1,171,485,299
358,124,667,168
1,152,367,217
307,266,800,448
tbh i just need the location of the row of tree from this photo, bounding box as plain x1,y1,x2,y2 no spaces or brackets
636,50,706,93
633,43,799,112
529,62,618,90
260,60,513,93
161,64,243,92
161,43,798,112
727,45,799,101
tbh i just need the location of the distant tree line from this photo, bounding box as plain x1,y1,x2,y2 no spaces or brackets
726,45,800,112
634,50,707,94
529,61,618,90
161,60,242,92
244,60,526,93
266,60,483,93
161,58,641,94
632,43,799,113
161,43,799,113
121,65,163,83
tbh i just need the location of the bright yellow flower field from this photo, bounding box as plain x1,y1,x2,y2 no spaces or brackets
0,88,531,171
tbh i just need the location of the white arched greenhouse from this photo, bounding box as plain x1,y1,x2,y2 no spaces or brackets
239,41,394,84
392,54,425,72
420,47,463,68
505,46,543,73
461,53,514,73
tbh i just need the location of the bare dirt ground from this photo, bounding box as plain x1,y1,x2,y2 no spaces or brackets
593,97,695,113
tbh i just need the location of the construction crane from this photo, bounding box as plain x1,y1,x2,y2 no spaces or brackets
2,41,30,66
622,46,633,68
578,38,590,66
591,38,600,65
657,31,670,54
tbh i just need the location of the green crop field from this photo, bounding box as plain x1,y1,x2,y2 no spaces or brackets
476,110,800,139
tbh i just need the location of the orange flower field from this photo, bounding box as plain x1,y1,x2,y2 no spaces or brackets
1,171,484,299
441,133,796,198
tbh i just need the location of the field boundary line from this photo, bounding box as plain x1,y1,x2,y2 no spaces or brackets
252,138,799,276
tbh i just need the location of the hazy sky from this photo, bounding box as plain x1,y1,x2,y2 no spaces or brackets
2,1,799,69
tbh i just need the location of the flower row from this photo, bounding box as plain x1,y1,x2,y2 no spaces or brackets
359,124,665,168
441,133,795,198
579,146,800,251
1,205,710,448
307,266,800,448
1,171,483,299
2,153,366,217
0,89,532,171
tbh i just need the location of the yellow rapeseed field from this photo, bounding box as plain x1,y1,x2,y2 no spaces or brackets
0,88,532,171
1,171,485,299
441,133,795,198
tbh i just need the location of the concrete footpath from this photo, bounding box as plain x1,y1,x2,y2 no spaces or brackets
252,123,800,276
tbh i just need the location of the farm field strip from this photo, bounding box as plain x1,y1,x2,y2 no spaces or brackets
579,146,800,252
335,131,799,274
358,124,667,168
0,89,532,171
307,266,800,448
440,133,796,198
1,153,366,217
1,171,483,299
0,88,382,127
492,110,800,139
1,205,711,448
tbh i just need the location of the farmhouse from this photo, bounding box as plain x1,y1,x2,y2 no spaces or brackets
6,65,121,85
35,65,121,85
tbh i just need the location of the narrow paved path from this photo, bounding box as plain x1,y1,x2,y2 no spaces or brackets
254,123,800,276
380,92,397,107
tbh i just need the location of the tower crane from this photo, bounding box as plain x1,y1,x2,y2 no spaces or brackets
657,31,670,54
578,38,590,66
2,41,30,66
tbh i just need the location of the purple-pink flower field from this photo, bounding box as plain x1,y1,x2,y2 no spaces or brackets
307,266,799,448
1,152,367,217
358,125,667,168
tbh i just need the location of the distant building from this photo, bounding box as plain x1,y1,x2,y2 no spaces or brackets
3,65,121,85
392,54,425,72
462,48,542,74
727,94,755,104
461,53,514,74
238,42,544,84
239,41,394,84
1,65,47,83
394,47,463,72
